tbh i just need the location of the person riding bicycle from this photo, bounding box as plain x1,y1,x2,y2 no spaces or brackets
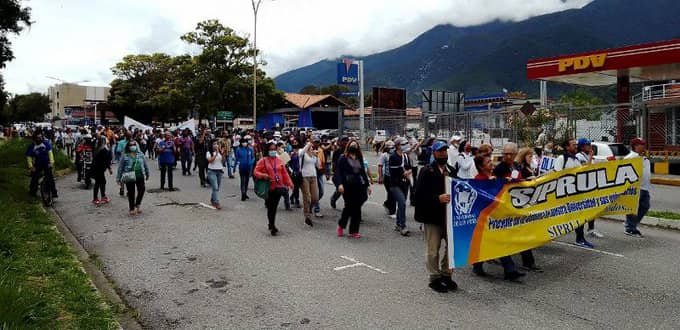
26,132,58,198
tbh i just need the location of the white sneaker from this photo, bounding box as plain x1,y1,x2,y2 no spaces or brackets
314,212,324,218
587,229,604,238
389,214,397,219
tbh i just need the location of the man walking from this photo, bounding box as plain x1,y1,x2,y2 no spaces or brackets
624,138,651,238
414,141,457,292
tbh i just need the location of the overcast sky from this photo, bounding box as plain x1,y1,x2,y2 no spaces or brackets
3,0,592,94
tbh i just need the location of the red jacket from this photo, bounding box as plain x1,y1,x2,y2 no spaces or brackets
254,156,293,191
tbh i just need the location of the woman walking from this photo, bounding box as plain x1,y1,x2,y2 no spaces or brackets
299,141,320,227
336,140,372,238
206,141,226,210
156,131,176,190
92,136,112,205
254,142,293,236
116,140,150,216
388,137,413,236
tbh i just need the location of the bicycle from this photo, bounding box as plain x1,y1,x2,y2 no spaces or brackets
34,167,55,207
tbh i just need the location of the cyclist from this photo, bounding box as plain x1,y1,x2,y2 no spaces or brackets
26,132,58,198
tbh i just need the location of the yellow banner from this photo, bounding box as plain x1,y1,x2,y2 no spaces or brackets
448,158,642,267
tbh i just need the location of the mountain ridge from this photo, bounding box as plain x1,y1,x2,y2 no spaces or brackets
274,0,680,103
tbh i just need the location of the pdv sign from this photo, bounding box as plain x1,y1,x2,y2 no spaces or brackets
337,59,359,85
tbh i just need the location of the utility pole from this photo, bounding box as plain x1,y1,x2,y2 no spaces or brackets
252,0,263,128
359,60,365,144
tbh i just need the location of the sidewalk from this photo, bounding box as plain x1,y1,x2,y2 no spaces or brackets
651,174,680,186
600,214,680,231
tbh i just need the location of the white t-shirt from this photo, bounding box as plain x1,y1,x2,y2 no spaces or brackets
456,152,477,179
625,151,651,191
553,153,581,171
207,151,224,170
447,145,459,167
576,151,590,165
299,147,319,178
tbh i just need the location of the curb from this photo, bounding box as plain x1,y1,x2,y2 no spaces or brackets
48,206,143,330
599,215,680,231
651,177,680,187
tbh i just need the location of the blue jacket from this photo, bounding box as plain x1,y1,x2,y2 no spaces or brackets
234,146,254,170
157,140,175,165
26,139,53,168
116,152,150,182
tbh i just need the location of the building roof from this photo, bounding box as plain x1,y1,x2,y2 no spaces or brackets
343,107,422,117
283,93,348,109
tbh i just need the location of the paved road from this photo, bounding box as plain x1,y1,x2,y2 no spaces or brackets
54,157,680,329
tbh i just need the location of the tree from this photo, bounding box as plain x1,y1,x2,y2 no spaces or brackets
108,53,191,123
0,0,32,113
558,88,604,107
2,93,50,122
181,19,282,118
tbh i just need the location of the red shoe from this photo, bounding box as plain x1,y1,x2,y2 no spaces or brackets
92,199,100,205
100,196,110,204
350,233,362,239
336,226,344,237
213,202,222,210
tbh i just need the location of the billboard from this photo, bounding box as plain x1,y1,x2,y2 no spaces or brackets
422,89,464,113
337,59,359,85
372,87,406,110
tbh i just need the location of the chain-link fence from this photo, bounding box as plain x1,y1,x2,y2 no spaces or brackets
344,103,645,149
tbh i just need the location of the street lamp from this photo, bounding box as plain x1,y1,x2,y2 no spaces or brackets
251,0,274,129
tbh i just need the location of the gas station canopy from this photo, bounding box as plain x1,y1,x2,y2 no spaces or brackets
527,39,680,86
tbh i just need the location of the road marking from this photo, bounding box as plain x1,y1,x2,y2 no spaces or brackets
198,202,217,210
334,256,388,274
552,241,624,258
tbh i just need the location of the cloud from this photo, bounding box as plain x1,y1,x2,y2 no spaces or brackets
2,0,593,94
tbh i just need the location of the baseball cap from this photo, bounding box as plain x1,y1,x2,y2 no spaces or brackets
384,140,395,148
432,140,448,151
630,138,647,146
394,137,408,146
577,138,591,146
449,135,462,142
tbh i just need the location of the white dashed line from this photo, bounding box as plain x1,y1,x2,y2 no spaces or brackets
334,256,388,274
552,241,625,258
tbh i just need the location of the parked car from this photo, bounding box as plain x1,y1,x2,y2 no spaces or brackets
591,142,630,163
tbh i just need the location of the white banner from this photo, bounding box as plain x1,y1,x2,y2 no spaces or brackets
123,116,153,132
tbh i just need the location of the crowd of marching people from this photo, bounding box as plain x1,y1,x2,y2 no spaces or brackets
20,123,651,294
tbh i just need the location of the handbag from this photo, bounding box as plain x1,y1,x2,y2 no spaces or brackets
121,158,138,184
254,178,270,199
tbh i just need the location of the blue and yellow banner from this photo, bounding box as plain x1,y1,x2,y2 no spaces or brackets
447,158,642,268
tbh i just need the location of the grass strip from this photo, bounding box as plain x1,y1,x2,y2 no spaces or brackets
0,138,116,329
648,210,680,221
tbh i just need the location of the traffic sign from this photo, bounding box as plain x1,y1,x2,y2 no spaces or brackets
216,111,234,121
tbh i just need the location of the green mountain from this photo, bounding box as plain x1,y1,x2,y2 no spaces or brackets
274,0,680,104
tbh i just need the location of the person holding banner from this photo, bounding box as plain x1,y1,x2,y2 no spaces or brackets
624,138,651,238
472,153,527,281
575,138,604,238
414,141,458,292
554,138,594,249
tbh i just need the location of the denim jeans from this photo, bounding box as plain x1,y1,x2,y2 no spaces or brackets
207,169,223,203
625,189,650,231
389,184,409,229
239,167,252,196
313,174,325,213
225,150,234,177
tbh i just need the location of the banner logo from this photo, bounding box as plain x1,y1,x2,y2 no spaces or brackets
454,181,477,214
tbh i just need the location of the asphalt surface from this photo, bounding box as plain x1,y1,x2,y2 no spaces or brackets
54,154,680,329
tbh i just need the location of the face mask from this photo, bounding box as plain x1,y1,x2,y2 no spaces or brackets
348,145,358,153
401,145,411,153
130,146,138,152
386,147,395,154
268,151,278,157
436,157,448,166
241,142,247,146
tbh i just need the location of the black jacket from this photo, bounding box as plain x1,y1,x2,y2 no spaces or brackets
335,155,370,188
414,161,448,226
